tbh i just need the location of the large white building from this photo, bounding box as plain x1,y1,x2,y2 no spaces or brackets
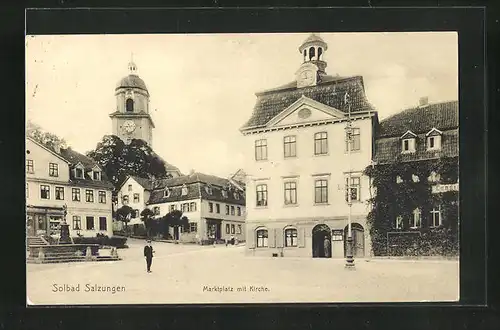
240,34,377,258
26,137,114,238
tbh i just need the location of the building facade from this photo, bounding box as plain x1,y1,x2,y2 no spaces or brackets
146,173,246,244
109,60,155,147
368,98,459,256
26,138,114,238
240,34,377,258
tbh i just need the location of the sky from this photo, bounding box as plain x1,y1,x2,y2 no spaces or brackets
25,32,458,178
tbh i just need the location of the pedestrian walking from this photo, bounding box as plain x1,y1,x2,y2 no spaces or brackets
144,240,155,273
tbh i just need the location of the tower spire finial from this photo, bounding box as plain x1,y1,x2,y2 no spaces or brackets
128,53,137,75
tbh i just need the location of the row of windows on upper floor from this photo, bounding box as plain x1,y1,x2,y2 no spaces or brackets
254,129,361,161
26,159,102,181
26,183,108,204
253,175,362,208
149,202,243,217
126,184,242,201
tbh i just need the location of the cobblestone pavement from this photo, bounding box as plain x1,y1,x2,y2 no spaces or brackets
27,239,459,305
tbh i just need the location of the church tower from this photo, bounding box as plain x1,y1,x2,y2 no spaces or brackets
296,34,328,88
109,59,155,147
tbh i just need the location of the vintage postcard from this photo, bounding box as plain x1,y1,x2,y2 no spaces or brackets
25,32,459,305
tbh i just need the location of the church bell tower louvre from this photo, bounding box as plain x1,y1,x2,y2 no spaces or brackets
109,57,155,147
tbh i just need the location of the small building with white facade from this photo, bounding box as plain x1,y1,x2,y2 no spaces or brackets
240,34,377,258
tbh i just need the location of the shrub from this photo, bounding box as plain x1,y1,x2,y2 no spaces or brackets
72,234,128,248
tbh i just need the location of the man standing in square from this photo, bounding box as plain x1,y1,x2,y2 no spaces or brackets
144,240,154,273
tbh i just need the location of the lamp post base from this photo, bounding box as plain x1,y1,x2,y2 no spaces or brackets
345,236,355,270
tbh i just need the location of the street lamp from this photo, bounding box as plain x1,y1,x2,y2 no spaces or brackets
344,92,355,270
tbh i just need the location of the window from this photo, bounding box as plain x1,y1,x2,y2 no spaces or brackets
26,159,34,173
75,167,84,179
55,187,64,200
93,171,101,181
428,171,441,183
122,195,129,205
182,203,189,213
427,136,442,151
99,217,107,231
226,224,230,234
189,202,197,212
225,205,230,215
169,204,176,212
395,215,403,229
86,216,95,230
396,176,404,184
164,188,170,197
205,185,213,195
345,176,360,202
237,225,242,234
284,182,297,205
256,184,268,206
181,185,188,196
231,224,235,234
402,138,416,153
346,128,361,152
216,204,220,214
237,207,241,216
255,139,268,161
284,228,298,247
135,209,140,218
209,202,214,213
98,191,106,204
72,188,81,202
72,216,82,230
412,174,420,183
189,222,197,233
85,190,94,203
40,185,50,199
48,163,59,177
153,207,160,215
26,183,29,198
314,132,328,155
284,135,297,158
315,179,328,204
430,206,442,227
126,98,134,112
222,190,228,198
256,229,268,247
234,192,240,200
128,184,133,192
133,193,140,203
230,206,235,215
410,208,422,228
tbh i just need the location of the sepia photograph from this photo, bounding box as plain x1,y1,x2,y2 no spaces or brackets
25,32,459,305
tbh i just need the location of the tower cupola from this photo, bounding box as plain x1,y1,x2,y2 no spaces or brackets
298,33,328,73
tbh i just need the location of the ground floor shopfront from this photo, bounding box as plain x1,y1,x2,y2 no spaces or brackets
26,205,65,237
245,215,372,258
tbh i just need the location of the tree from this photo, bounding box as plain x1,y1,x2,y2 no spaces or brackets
86,135,173,190
116,205,134,234
161,210,189,241
140,208,155,238
27,120,67,151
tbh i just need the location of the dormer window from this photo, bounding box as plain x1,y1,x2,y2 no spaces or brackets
222,190,228,198
93,171,101,181
426,128,443,151
181,184,188,196
75,167,84,179
205,185,213,195
164,188,171,198
400,130,417,153
428,171,441,183
234,192,239,200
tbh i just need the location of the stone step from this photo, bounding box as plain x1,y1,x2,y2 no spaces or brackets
26,256,121,264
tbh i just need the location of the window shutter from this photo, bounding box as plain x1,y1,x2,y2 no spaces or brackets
269,229,276,248
298,228,306,248
276,229,284,248
247,227,255,249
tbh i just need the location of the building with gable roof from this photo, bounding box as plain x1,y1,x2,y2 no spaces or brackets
240,34,377,258
26,137,114,238
370,98,459,256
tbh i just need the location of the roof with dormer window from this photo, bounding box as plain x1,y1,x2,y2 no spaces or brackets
59,147,113,189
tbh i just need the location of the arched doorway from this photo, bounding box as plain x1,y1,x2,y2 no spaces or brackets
312,224,332,258
343,223,365,258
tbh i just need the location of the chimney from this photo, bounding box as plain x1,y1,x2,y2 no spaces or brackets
418,96,429,107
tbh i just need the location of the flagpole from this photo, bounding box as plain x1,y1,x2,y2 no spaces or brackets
345,91,355,269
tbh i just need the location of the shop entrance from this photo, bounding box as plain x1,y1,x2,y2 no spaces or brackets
312,224,332,258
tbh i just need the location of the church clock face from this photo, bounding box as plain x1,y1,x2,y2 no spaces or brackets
123,120,136,133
